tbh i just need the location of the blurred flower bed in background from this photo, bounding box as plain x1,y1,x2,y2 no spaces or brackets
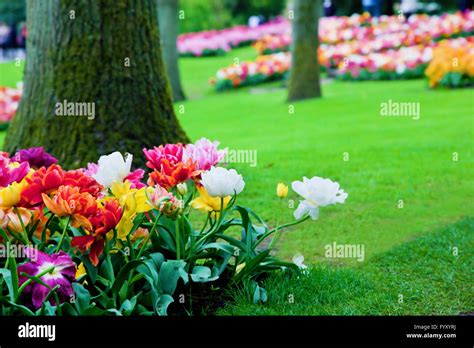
425,37,474,88
210,11,474,90
178,17,287,57
0,85,21,130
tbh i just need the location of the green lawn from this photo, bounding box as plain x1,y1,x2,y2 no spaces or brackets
1,46,473,314
178,47,474,264
219,218,474,315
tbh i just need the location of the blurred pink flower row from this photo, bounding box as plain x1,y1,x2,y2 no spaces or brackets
0,85,22,125
180,11,473,57
255,11,474,55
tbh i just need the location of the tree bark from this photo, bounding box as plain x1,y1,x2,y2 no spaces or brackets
157,0,186,102
4,0,189,168
287,0,322,102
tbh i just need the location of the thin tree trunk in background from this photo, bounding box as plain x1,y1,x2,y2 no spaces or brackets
4,0,189,168
287,0,322,102
158,0,186,102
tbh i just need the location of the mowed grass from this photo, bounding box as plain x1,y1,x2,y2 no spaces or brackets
178,47,474,264
1,47,473,265
219,218,474,315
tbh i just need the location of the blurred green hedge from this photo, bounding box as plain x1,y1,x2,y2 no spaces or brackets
179,0,286,33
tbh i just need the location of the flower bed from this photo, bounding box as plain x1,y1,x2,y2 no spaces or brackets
0,140,347,315
0,86,22,130
210,52,290,91
335,43,434,81
177,18,287,57
338,37,474,81
211,43,437,90
254,11,474,54
425,38,474,88
212,12,474,90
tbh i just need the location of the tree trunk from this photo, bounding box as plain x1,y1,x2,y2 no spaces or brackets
4,0,189,168
157,0,186,102
287,0,322,102
383,0,395,15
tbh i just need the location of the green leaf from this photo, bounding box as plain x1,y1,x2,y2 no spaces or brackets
253,284,267,304
190,266,219,283
72,283,91,315
111,260,142,296
119,280,128,304
6,300,35,315
158,260,186,295
195,242,235,255
8,250,19,300
79,256,98,284
232,250,271,283
155,294,174,316
0,269,15,302
149,252,165,271
119,298,137,316
61,303,78,315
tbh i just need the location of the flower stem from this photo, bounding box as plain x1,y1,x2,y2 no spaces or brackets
268,199,283,249
13,207,29,244
256,214,311,248
55,216,71,253
136,212,161,259
175,217,181,260
16,266,55,301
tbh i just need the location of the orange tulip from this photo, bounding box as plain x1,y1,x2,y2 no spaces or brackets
42,185,97,230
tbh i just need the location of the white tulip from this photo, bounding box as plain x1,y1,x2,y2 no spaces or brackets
292,253,308,270
92,152,133,188
200,166,245,197
292,176,348,220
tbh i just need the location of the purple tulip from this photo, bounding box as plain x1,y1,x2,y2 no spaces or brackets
17,248,76,309
13,147,58,169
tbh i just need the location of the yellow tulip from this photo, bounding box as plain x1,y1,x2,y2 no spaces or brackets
190,186,230,217
110,180,154,240
115,210,135,240
276,183,288,199
76,262,87,279
0,181,25,209
111,180,153,214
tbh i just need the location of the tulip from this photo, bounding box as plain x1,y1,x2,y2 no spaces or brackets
110,181,153,240
75,262,86,279
292,253,308,270
92,152,133,188
182,138,227,171
200,166,245,198
42,185,97,230
177,182,188,196
143,144,199,189
276,183,288,198
0,181,25,208
12,147,58,169
146,185,183,219
0,159,29,188
17,247,76,309
190,186,231,217
291,176,347,220
0,207,31,234
71,199,122,266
